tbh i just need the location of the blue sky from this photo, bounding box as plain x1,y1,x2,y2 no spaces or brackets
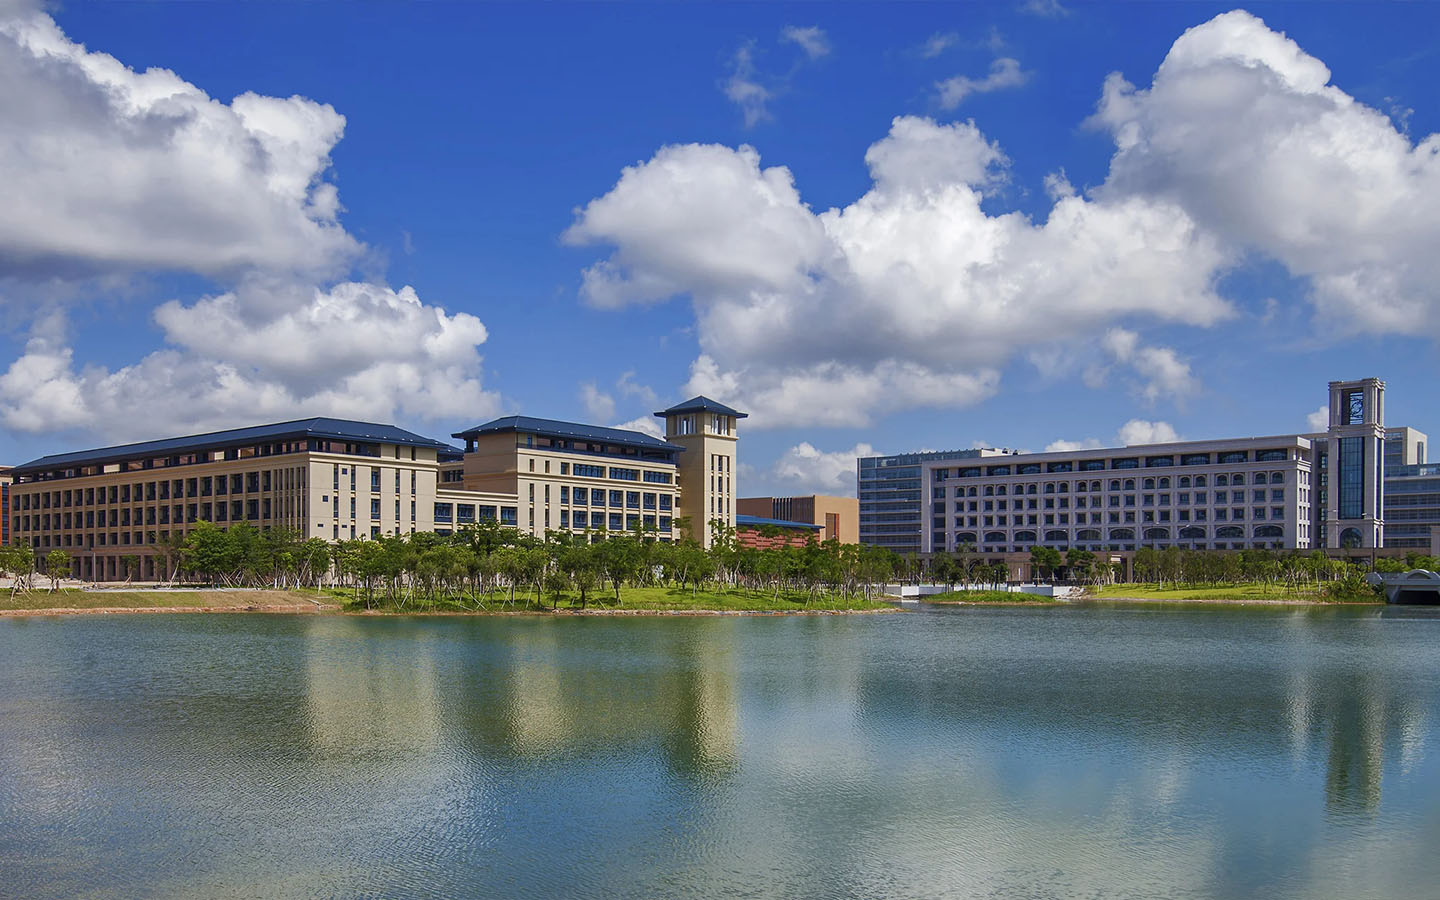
1,1,1438,496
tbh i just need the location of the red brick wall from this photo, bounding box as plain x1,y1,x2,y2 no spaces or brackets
736,526,814,550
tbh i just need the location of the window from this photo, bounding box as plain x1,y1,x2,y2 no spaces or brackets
370,498,380,519
574,464,604,478
609,467,640,481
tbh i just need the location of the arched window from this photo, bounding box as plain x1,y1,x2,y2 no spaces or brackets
1109,480,1121,492
1143,478,1155,490
1044,483,1055,494
1109,528,1135,540
1044,530,1068,543
1216,525,1244,538
1179,476,1191,488
1124,479,1135,491
1195,475,1207,487
1159,477,1171,489
1216,474,1228,486
1077,529,1101,541
1254,525,1283,538
1143,527,1170,541
1027,484,1038,495
968,487,977,497
1340,527,1363,549
1015,530,1038,543
1232,473,1245,485
1270,472,1284,484
956,532,977,544
1179,526,1206,539
984,531,1006,544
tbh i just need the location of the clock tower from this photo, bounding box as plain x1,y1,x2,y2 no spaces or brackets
1324,378,1385,549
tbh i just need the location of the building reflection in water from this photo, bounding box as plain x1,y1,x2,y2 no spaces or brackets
312,618,746,777
302,617,444,755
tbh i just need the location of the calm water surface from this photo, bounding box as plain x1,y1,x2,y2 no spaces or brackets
2,604,1438,899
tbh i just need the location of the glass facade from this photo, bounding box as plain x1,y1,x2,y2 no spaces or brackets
1338,436,1364,520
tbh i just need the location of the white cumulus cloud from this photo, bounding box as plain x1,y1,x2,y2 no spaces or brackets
611,415,664,440
722,42,772,128
1045,438,1103,452
936,57,1030,109
768,442,878,496
1091,9,1440,337
1117,419,1180,446
571,10,1440,431
580,383,616,423
567,115,1227,428
0,8,501,445
0,9,359,279
1095,327,1199,403
919,32,958,59
1307,405,1329,432
780,25,830,60
0,284,499,440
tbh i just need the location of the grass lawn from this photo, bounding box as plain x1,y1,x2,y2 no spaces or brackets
1087,583,1381,604
924,589,1061,604
331,585,896,614
0,588,330,612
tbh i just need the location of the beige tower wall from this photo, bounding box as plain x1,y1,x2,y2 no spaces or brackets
664,412,739,548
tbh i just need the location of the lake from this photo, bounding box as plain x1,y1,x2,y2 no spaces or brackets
2,603,1438,899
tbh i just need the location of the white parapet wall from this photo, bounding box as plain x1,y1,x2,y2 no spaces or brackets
883,583,1083,601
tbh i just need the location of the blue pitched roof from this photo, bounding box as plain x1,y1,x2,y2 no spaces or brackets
655,395,748,418
14,417,457,473
736,515,822,530
453,416,682,452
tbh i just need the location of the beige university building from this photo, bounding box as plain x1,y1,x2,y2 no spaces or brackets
4,397,746,581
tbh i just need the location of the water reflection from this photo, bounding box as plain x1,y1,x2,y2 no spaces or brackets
0,606,1437,899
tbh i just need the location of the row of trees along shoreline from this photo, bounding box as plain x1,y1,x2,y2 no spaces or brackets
4,526,1431,604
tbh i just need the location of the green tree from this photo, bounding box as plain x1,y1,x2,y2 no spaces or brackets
1028,546,1062,583
1064,548,1096,584
44,549,71,591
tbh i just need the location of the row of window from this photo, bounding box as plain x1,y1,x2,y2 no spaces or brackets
526,457,675,484
14,498,288,532
948,524,1289,544
431,503,520,526
937,472,1291,500
940,489,1289,513
556,511,672,531
941,505,1296,529
16,469,309,509
939,450,1293,479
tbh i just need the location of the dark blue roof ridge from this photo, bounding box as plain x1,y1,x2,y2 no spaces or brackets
736,515,822,530
654,395,748,418
14,417,457,473
453,415,683,452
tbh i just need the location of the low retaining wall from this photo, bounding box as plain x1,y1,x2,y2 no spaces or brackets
884,583,1083,600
